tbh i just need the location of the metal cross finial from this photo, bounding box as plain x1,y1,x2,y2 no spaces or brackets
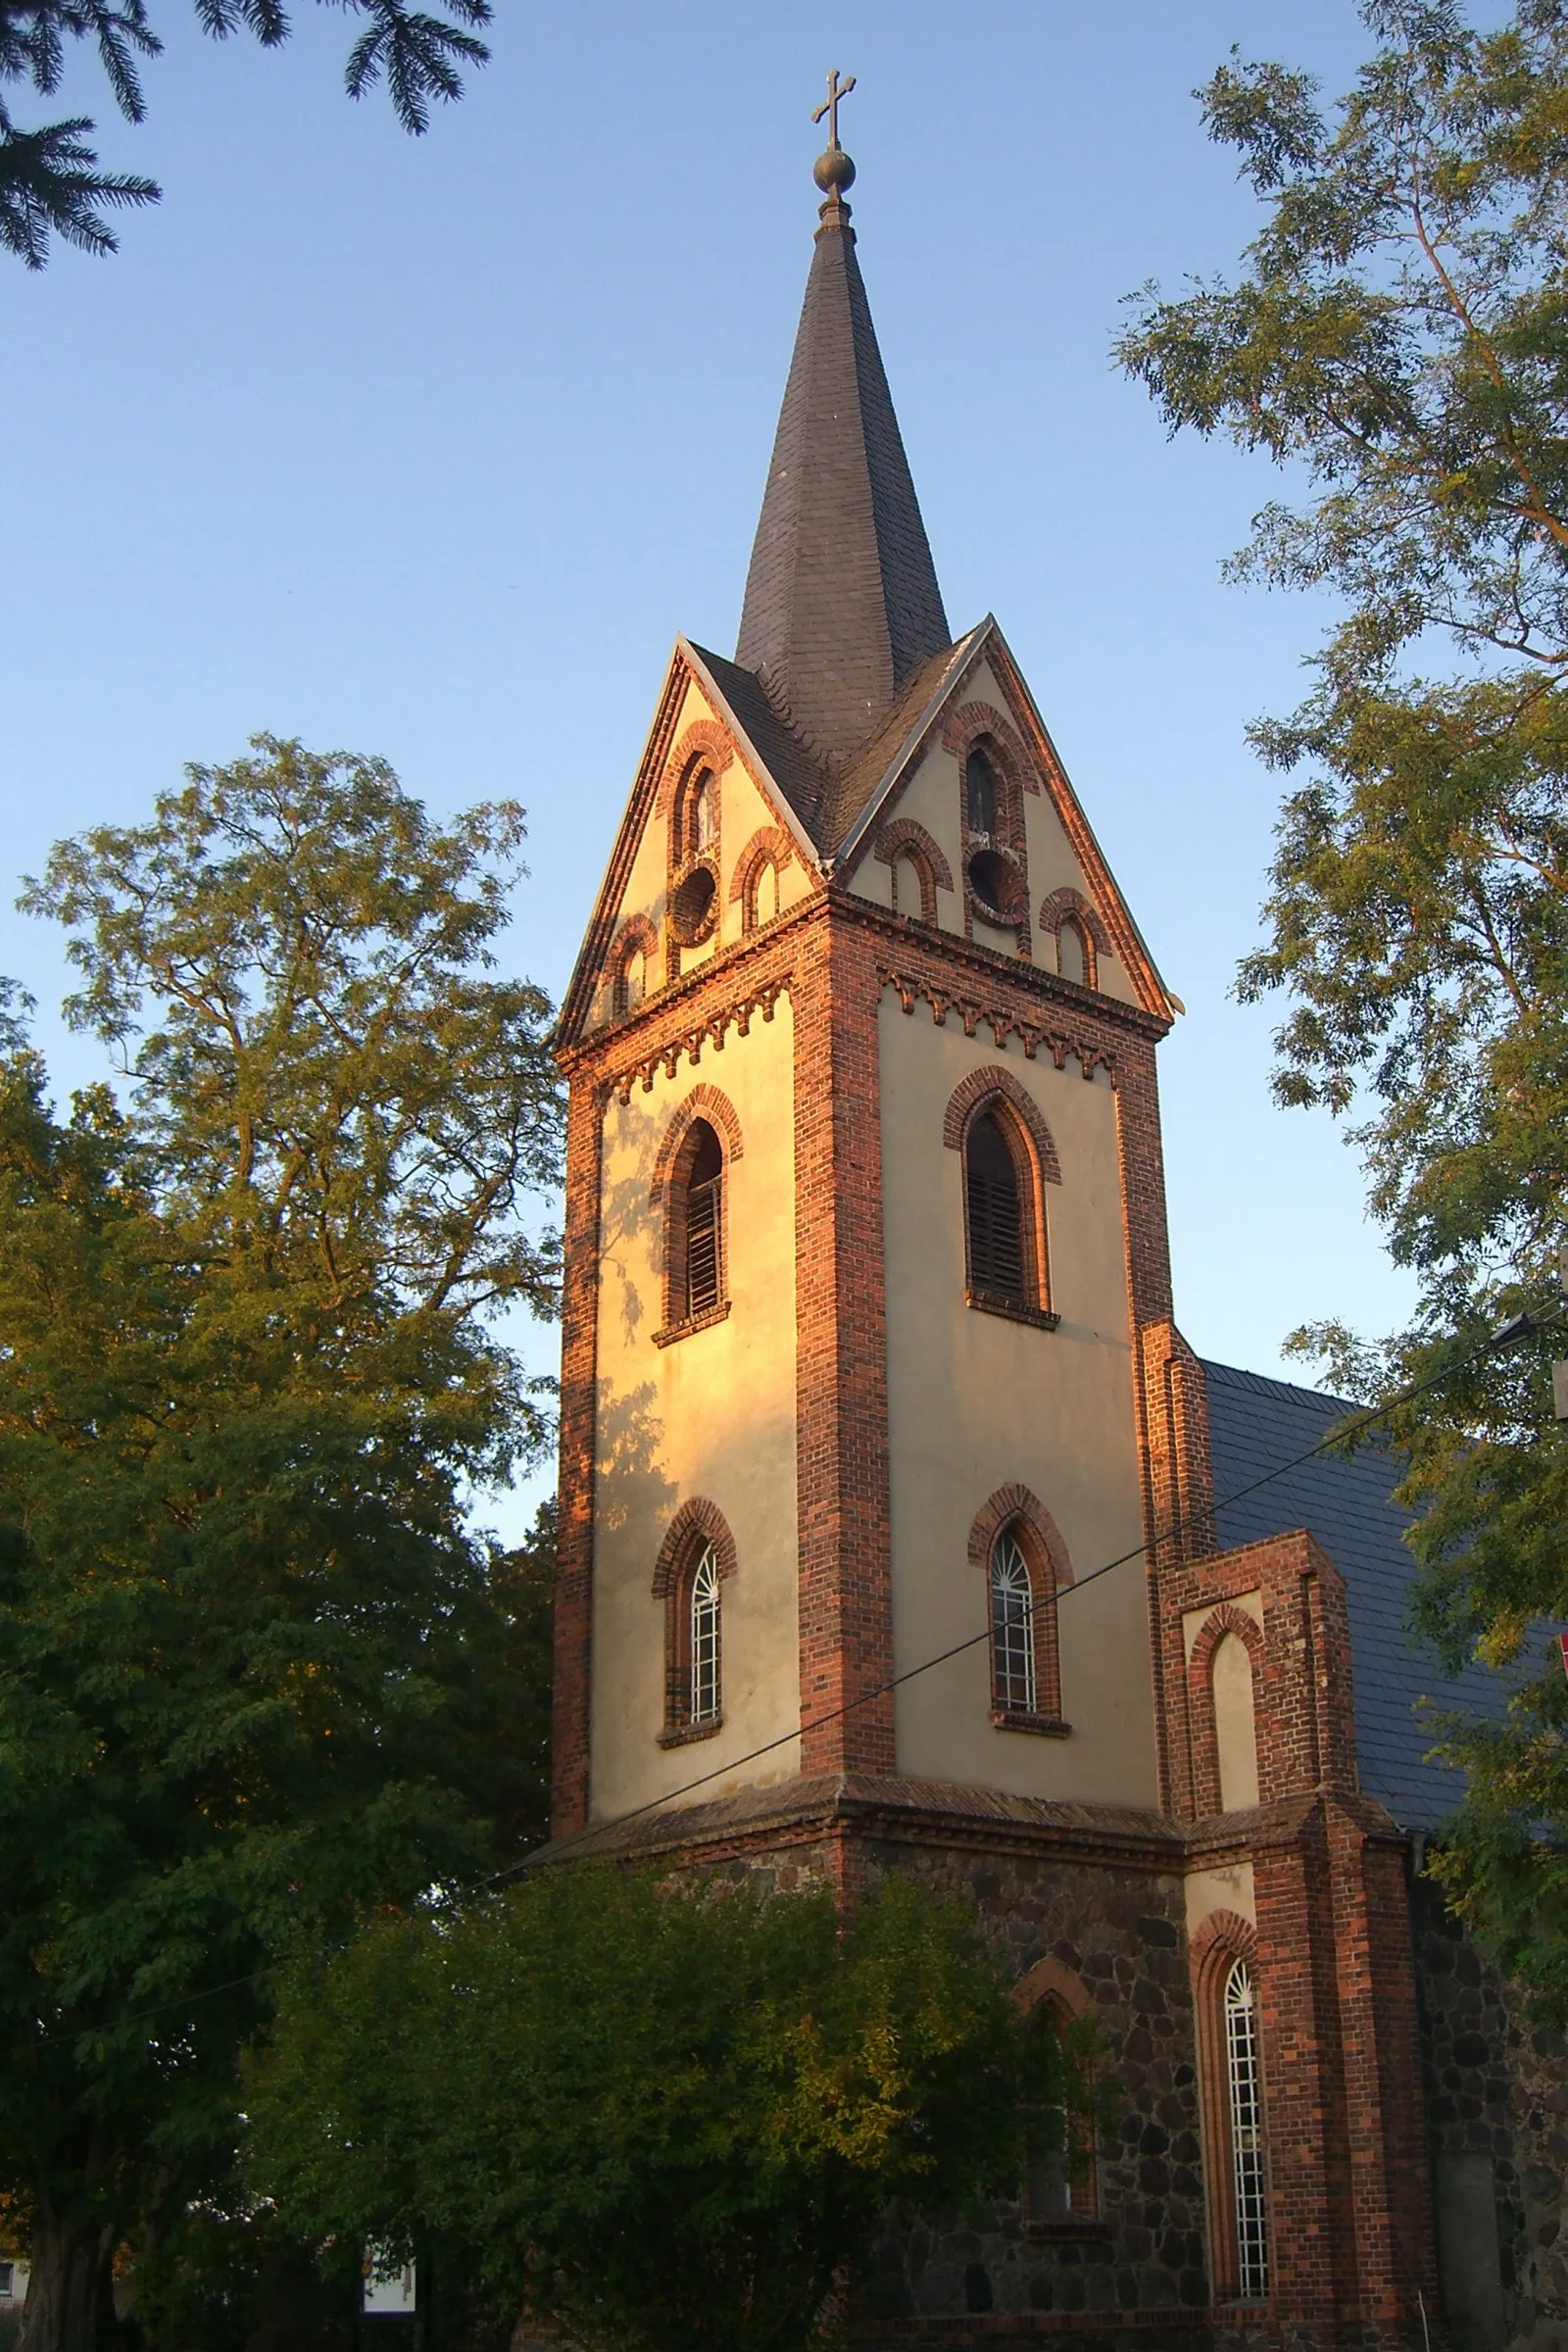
811,68,857,150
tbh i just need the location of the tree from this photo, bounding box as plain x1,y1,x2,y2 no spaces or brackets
1,0,491,268
1115,0,1568,2008
0,738,562,2349
248,1866,1076,2352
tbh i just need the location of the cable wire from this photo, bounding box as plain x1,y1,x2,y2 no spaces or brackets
24,1302,1553,2050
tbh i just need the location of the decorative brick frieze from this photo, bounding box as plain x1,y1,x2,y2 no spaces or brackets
871,816,954,926
883,970,1115,1083
608,978,792,1104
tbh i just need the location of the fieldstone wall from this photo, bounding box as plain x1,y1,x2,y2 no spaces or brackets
856,1839,1210,2324
1413,1878,1568,2352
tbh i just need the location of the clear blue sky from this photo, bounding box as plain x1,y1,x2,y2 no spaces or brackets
2,0,1416,1536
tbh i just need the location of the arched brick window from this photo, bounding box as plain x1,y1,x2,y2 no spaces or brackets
873,816,953,927
1056,913,1091,989
677,1120,722,1319
1038,887,1111,992
652,1088,742,1342
1191,1910,1271,2304
730,826,793,937
610,914,658,1017
1187,1603,1265,1817
968,1486,1072,1731
943,1069,1060,1328
652,1498,738,1744
666,745,724,971
1013,1958,1098,2226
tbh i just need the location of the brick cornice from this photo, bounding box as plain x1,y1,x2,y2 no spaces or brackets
560,887,1170,1086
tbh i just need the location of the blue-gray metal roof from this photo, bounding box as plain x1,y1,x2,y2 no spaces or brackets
1200,1358,1507,1834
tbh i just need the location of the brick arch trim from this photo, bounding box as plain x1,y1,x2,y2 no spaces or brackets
942,1065,1062,1186
656,718,734,820
1038,885,1112,958
967,1484,1074,1588
611,909,659,985
651,1494,739,1598
1188,1604,1265,1819
649,1083,744,1204
1012,1954,1094,2019
728,824,794,907
874,816,955,893
1189,1906,1259,2015
1188,1906,1263,2301
940,699,1039,798
1189,1601,1265,1682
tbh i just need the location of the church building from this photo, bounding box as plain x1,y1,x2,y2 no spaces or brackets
547,102,1566,2352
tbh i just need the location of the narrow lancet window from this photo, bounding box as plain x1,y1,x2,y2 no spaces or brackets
965,1111,1027,1302
683,1120,722,1319
689,1543,721,1724
990,1531,1037,1714
965,744,997,837
1224,1959,1269,2299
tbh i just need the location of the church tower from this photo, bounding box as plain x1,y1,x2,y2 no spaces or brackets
550,100,1442,2346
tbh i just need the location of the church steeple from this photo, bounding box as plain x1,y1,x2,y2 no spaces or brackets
736,97,951,770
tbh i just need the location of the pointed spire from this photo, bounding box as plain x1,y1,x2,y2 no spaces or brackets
736,99,951,769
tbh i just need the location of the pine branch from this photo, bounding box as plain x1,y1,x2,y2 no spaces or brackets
0,100,158,266
337,0,489,134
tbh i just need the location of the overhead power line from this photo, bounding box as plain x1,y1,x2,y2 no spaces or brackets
24,1301,1556,2052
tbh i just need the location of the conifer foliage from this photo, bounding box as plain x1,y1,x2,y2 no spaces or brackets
0,740,562,2349
1117,0,1568,2007
0,0,491,266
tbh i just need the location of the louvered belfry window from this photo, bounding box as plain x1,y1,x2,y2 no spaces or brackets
683,1121,723,1319
965,1111,1027,1302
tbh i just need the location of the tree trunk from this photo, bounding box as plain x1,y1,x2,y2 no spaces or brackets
17,2206,124,2352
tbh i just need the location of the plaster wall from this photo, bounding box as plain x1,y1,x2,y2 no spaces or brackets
845,659,1136,1006
1185,1860,1256,1934
1210,1633,1260,1812
588,995,801,1820
877,994,1158,1803
586,679,811,1030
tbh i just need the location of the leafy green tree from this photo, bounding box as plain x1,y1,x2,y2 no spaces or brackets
0,739,562,2349
1,0,491,267
1115,0,1568,2007
248,1866,1073,2352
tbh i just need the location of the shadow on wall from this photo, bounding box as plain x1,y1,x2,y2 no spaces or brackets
597,1149,659,1351
595,1377,677,1541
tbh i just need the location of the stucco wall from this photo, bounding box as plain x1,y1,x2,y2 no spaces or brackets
877,993,1158,1804
586,679,812,1031
589,996,801,1820
845,658,1136,1006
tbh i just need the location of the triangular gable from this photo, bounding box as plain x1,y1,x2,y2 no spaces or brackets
556,639,823,1047
832,615,1175,1020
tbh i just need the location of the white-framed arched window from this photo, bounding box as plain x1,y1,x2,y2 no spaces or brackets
689,1543,721,1725
990,1532,1037,1715
1224,1957,1269,2300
